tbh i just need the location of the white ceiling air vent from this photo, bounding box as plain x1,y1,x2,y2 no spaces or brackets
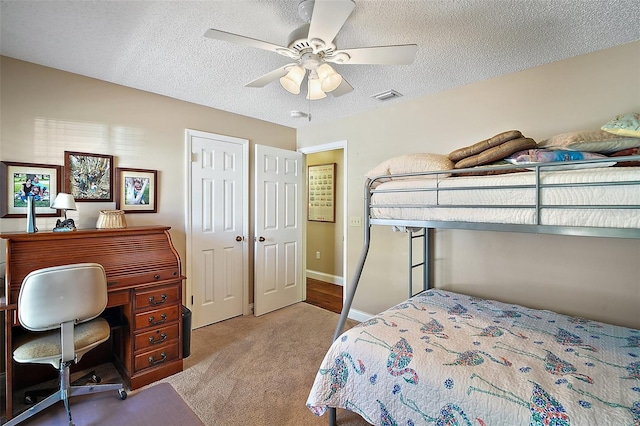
372,89,403,101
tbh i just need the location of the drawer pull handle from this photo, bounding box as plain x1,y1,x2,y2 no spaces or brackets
148,352,167,366
148,313,167,326
154,274,161,280
149,294,167,305
148,333,167,345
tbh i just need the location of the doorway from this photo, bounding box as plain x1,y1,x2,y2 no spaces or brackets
299,142,347,313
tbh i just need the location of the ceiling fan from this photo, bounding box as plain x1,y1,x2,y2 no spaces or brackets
204,0,418,100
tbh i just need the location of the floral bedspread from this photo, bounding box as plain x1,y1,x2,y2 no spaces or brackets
307,289,640,425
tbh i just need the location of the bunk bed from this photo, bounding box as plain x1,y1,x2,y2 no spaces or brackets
306,154,640,426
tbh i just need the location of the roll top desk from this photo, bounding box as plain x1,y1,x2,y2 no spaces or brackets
2,226,185,420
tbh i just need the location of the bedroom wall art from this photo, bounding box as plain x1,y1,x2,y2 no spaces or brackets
308,163,336,222
115,167,157,213
64,151,114,202
0,161,62,218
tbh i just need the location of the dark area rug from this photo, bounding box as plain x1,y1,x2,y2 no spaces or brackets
22,382,203,426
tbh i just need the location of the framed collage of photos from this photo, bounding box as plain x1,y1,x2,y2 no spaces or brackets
307,163,335,222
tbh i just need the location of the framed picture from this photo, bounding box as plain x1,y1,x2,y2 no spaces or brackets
64,151,114,202
115,168,157,213
307,163,336,222
1,161,63,218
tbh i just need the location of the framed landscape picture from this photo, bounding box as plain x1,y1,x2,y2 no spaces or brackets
64,151,114,202
1,161,62,218
115,167,157,213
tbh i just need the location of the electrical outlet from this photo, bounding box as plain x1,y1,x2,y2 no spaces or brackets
349,216,362,227
316,251,321,259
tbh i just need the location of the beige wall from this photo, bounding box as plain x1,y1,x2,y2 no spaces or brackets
0,57,297,302
297,41,640,329
306,150,343,281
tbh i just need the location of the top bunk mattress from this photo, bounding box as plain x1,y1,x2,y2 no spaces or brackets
370,167,640,228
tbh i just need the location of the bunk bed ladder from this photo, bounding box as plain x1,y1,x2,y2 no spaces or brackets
408,228,434,296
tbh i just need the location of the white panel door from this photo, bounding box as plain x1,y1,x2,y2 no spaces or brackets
188,130,247,328
254,144,303,316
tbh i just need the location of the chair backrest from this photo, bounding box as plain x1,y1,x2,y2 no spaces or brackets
18,263,108,332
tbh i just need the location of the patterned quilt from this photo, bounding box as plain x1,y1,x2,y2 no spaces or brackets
307,289,640,425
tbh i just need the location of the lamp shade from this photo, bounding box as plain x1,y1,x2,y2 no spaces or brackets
51,193,77,211
279,66,305,94
306,77,327,100
317,63,342,92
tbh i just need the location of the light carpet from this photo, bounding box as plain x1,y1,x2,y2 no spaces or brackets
157,302,369,426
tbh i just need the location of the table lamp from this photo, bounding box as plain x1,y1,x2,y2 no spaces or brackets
51,192,77,232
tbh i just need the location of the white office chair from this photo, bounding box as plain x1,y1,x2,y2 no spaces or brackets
6,263,127,426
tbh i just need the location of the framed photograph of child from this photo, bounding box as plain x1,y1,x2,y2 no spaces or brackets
115,168,157,213
1,161,63,218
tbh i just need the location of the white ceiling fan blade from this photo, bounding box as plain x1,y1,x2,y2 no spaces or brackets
204,29,295,57
328,44,418,65
329,78,353,97
308,0,356,45
245,64,297,88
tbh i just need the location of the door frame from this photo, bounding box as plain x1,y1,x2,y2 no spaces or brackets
298,140,347,301
184,129,251,320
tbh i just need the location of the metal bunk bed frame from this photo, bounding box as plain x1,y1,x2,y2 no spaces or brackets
326,155,640,426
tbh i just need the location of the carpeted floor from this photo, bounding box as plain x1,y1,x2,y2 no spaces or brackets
22,382,202,426
12,302,368,426
157,302,369,426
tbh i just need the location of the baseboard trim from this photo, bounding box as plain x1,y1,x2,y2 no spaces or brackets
306,270,344,286
347,308,372,323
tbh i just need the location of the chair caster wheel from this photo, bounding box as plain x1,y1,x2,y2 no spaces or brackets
24,395,36,405
91,374,101,383
118,389,127,400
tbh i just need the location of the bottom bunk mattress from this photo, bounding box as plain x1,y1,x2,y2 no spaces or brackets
307,289,639,425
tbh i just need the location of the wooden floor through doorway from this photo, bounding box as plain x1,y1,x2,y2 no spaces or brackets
305,278,342,314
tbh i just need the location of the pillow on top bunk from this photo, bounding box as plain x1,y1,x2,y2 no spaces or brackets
601,112,640,138
453,137,537,169
365,153,453,181
537,129,640,154
448,130,523,162
505,149,616,169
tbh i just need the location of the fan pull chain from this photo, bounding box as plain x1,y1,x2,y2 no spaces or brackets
307,71,312,121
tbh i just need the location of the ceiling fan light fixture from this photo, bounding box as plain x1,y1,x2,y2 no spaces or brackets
279,65,305,94
306,77,327,100
317,63,342,92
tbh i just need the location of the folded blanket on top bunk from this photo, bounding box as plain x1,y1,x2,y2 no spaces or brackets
307,289,640,425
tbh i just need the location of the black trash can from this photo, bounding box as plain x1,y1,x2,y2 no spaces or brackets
182,305,192,358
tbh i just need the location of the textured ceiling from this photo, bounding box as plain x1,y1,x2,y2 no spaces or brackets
1,0,639,129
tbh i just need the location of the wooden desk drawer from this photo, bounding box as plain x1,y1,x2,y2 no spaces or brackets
134,304,180,331
134,323,179,352
134,341,180,372
134,284,180,310
107,289,130,308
